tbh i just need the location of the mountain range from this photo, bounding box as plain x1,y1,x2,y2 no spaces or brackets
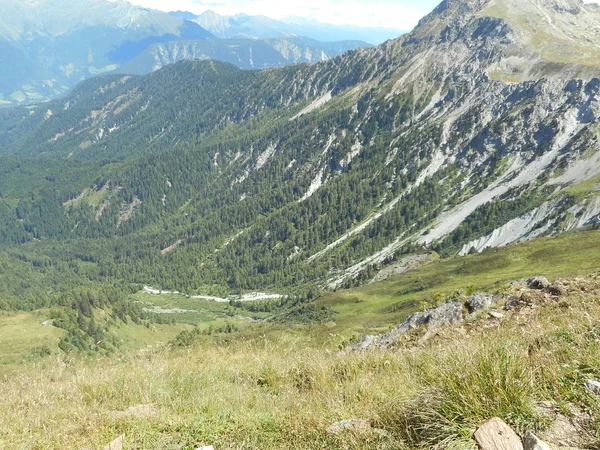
1,0,600,447
0,0,373,108
0,0,599,307
171,9,405,44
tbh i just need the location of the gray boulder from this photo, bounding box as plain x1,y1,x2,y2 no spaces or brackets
428,301,464,328
467,294,495,313
527,276,551,290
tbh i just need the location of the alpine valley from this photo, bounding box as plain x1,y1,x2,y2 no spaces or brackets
1,0,600,448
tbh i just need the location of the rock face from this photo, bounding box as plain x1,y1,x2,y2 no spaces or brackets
1,0,600,294
474,417,523,450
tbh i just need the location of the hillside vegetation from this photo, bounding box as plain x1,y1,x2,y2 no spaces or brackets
2,266,599,449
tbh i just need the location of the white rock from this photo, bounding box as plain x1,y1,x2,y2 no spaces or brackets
103,434,124,450
489,311,505,319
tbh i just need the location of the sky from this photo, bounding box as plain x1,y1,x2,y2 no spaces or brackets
118,0,443,30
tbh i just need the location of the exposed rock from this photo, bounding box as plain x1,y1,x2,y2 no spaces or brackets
353,334,377,351
522,431,551,450
327,418,372,435
103,434,124,450
468,294,496,313
585,379,600,395
428,301,464,328
489,311,504,319
474,417,523,450
351,300,463,350
195,446,215,450
527,277,551,290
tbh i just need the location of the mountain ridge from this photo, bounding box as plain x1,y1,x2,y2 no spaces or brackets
0,0,372,108
0,0,598,295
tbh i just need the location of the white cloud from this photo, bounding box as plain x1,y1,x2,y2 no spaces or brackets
115,0,438,29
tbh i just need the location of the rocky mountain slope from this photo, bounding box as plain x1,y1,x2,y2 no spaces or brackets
0,0,599,298
0,0,370,108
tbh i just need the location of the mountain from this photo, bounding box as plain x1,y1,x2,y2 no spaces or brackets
0,0,599,313
0,0,214,107
2,0,600,447
0,0,370,108
117,37,372,73
177,9,405,44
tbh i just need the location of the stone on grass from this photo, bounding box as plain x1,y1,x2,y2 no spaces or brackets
522,431,551,450
488,311,504,319
195,446,215,450
103,434,124,450
327,418,372,435
585,380,600,396
474,417,523,450
526,277,550,290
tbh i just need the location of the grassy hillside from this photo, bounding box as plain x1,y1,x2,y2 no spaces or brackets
2,227,599,365
1,267,599,448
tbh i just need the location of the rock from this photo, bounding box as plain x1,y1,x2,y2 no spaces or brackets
327,418,372,435
585,380,600,395
351,300,464,351
428,300,464,328
353,334,377,351
526,277,550,290
474,417,523,450
195,446,214,450
522,431,551,450
103,434,124,450
489,311,504,319
467,294,495,313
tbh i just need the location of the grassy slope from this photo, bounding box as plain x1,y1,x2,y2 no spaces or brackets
1,273,599,448
311,229,600,345
2,229,599,369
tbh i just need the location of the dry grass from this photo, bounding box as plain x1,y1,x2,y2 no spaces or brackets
1,276,599,449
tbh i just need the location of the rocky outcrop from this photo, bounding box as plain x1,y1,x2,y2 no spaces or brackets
352,300,463,350
467,293,496,313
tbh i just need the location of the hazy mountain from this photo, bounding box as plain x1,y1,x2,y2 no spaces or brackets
0,0,599,299
118,36,371,73
0,0,371,108
175,9,405,44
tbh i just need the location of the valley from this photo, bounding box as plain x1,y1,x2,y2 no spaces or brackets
0,0,600,448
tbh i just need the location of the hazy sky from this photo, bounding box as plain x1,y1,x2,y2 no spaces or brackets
119,0,443,30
